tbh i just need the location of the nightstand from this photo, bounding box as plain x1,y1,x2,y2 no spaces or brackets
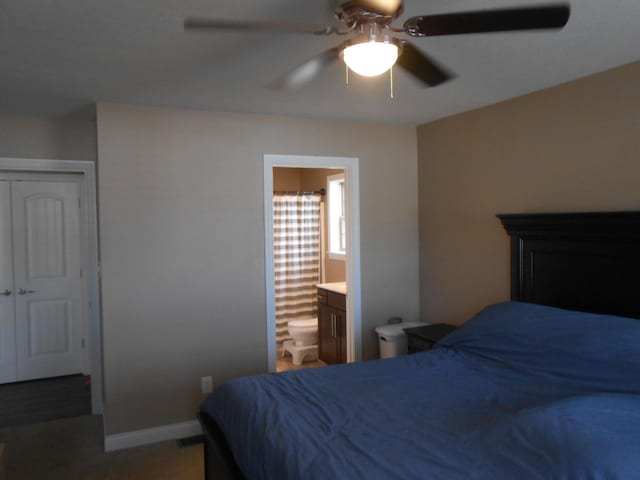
404,324,456,354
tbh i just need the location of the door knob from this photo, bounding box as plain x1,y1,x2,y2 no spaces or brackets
17,288,36,295
0,289,11,296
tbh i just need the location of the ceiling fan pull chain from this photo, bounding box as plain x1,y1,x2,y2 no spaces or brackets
345,63,350,88
390,66,394,99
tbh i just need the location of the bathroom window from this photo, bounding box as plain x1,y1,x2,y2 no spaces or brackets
328,173,346,260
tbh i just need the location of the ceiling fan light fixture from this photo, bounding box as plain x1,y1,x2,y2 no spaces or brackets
185,2,571,89
342,40,399,77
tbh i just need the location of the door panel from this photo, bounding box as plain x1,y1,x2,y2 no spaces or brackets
28,300,71,356
337,312,347,364
12,181,85,381
26,195,67,279
0,181,17,383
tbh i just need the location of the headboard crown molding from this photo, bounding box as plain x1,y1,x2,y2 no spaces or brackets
498,211,640,239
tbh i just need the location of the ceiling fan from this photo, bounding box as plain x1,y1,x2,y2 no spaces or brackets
184,0,570,90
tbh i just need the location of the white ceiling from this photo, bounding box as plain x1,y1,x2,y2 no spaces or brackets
1,0,639,125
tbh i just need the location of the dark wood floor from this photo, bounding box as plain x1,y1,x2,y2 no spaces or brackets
0,415,204,480
0,374,91,428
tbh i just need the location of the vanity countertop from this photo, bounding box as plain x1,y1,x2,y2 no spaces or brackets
316,282,347,295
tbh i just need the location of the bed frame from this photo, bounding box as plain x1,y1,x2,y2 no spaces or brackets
199,211,640,480
198,411,245,480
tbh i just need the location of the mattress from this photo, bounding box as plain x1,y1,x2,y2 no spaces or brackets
201,302,640,479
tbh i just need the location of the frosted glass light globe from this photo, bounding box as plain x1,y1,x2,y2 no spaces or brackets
342,41,399,77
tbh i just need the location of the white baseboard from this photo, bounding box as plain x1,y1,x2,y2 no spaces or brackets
104,419,202,452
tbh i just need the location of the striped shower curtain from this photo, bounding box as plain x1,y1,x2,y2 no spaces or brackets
273,194,322,346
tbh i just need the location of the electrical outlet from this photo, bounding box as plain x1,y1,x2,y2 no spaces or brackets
200,376,213,394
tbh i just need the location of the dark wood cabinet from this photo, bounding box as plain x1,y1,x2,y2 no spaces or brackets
317,287,347,364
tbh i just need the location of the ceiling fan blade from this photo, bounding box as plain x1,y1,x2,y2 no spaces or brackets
270,47,342,90
184,17,332,35
396,42,454,87
404,4,570,37
352,0,404,16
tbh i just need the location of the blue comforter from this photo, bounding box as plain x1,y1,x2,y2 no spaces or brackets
200,302,640,479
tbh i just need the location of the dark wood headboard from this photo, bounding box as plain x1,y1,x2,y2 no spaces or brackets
498,212,640,319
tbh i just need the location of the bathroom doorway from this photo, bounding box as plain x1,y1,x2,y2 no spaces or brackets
263,155,361,373
272,167,344,372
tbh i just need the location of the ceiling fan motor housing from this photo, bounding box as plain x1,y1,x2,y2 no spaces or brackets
348,22,397,46
334,1,403,26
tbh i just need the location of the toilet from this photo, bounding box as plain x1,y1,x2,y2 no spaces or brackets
288,318,318,346
283,318,319,365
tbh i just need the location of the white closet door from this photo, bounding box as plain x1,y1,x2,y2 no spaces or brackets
12,181,85,381
0,181,17,383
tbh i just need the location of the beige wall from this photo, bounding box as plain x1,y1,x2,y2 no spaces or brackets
0,110,97,161
417,61,640,326
272,167,301,191
97,103,419,435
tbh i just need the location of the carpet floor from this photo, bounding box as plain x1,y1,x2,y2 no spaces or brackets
0,415,203,480
0,375,91,428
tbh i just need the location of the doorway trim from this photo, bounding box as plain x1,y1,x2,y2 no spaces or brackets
263,154,362,371
0,157,103,414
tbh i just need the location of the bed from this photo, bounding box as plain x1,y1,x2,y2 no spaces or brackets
198,211,640,480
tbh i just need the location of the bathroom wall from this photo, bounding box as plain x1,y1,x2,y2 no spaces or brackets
272,167,301,191
300,168,346,283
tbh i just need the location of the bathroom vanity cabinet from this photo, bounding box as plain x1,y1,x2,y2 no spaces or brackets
317,285,347,364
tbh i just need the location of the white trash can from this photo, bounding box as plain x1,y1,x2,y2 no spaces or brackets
375,322,428,358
